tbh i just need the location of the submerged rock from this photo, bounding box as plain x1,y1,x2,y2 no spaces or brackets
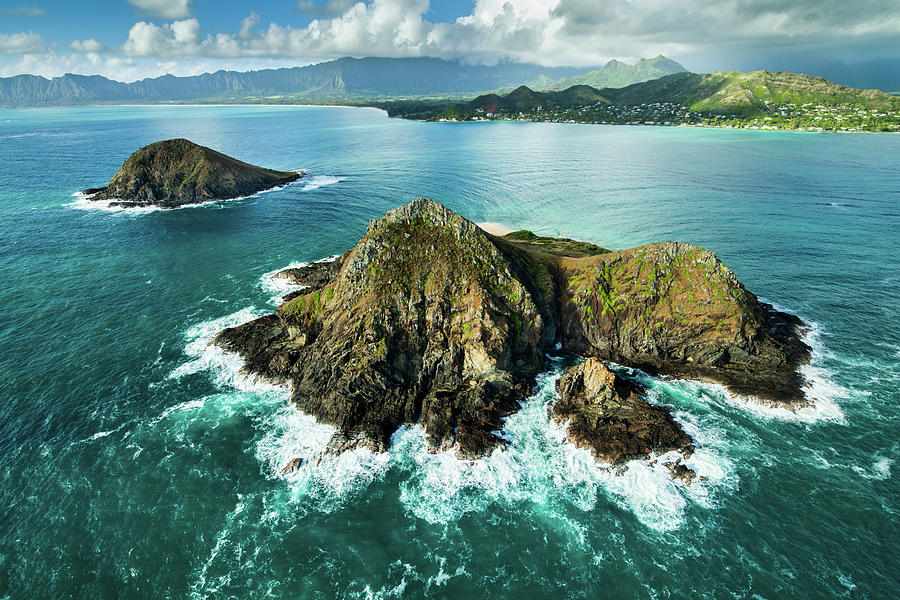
84,138,301,208
214,198,810,465
553,358,694,465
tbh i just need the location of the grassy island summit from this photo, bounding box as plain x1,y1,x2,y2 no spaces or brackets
215,199,810,477
83,138,301,208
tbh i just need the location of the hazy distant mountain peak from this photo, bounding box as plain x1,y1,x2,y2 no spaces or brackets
547,56,687,90
0,56,681,107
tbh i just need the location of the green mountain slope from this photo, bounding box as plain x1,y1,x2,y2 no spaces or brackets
603,70,900,116
466,85,608,113
547,56,687,90
418,69,900,121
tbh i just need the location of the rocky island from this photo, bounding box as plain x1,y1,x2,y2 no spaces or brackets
83,138,301,208
215,198,810,473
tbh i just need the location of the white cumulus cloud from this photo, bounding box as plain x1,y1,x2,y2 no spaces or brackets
108,0,900,67
0,31,45,54
69,38,108,53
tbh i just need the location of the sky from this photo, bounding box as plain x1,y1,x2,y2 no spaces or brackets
1,0,899,82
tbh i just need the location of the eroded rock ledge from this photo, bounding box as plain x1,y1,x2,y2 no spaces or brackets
214,198,810,467
84,138,301,208
553,358,695,480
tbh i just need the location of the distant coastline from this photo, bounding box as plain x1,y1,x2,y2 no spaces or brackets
4,101,896,134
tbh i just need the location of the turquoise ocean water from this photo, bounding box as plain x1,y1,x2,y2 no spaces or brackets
0,105,897,598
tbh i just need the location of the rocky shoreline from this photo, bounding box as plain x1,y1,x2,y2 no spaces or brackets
215,198,810,476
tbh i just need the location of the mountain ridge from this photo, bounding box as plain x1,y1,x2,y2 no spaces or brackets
0,56,592,106
0,55,687,106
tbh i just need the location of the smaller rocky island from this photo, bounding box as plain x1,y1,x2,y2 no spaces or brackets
83,138,301,208
215,199,811,477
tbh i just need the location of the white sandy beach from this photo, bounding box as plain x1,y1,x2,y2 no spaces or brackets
476,221,514,235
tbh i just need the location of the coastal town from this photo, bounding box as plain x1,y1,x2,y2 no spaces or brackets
435,100,900,132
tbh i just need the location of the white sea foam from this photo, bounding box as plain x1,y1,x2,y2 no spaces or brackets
872,458,893,480
381,370,732,531
255,404,391,508
647,371,845,425
165,294,845,532
168,307,286,393
757,303,848,423
168,312,743,531
190,498,247,598
65,174,303,214
158,398,208,420
227,365,739,531
66,191,165,214
853,456,894,480
167,305,385,503
259,261,310,305
301,175,343,191
548,407,734,531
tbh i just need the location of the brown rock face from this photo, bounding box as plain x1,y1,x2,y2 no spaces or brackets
553,358,694,464
216,198,544,458
214,198,810,463
556,242,810,404
85,138,301,208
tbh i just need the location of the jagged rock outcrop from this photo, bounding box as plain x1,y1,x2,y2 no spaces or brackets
272,257,345,301
84,138,301,208
553,358,694,466
214,198,810,464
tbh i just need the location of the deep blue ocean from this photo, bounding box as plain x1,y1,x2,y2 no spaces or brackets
0,105,897,599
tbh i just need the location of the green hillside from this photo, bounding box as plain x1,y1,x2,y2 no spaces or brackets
388,68,900,131
604,70,900,116
407,69,899,120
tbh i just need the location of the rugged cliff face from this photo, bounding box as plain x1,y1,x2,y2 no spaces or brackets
84,138,301,207
217,199,545,458
215,198,810,464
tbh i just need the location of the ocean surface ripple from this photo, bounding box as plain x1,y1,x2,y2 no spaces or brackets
0,105,897,599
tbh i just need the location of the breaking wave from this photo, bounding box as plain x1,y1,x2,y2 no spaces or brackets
167,307,285,393
165,295,849,532
301,175,344,191
171,315,736,531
